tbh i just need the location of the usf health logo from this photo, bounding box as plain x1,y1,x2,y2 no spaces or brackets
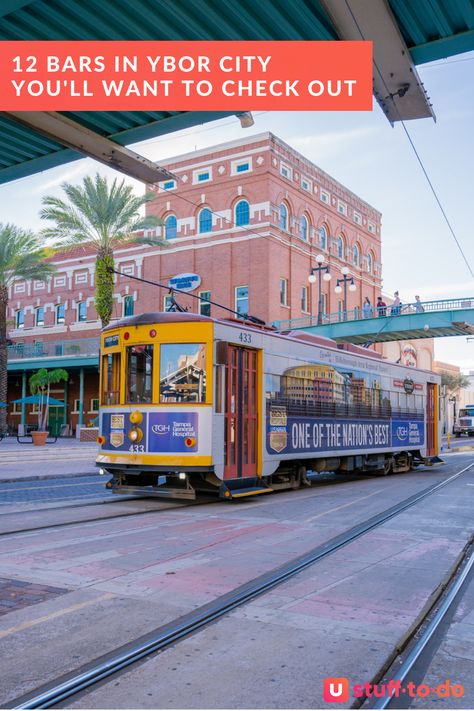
323,678,349,703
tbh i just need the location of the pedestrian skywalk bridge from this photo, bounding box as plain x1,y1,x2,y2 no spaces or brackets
274,297,474,344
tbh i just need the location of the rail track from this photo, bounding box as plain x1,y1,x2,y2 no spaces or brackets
360,536,474,709
9,460,474,710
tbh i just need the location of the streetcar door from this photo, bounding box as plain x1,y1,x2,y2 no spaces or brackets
426,382,436,456
224,346,258,479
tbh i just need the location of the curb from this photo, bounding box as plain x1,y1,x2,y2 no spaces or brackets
0,470,101,485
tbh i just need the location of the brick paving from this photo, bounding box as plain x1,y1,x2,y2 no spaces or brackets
0,577,67,615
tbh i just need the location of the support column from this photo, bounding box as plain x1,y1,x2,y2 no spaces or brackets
21,371,26,427
78,368,84,427
62,379,68,427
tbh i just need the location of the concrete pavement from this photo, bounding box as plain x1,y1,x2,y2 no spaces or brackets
0,439,98,482
0,455,473,708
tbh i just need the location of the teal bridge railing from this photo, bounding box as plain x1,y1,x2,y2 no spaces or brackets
7,337,100,363
273,297,474,344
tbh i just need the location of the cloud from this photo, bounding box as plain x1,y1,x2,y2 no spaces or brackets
30,161,90,194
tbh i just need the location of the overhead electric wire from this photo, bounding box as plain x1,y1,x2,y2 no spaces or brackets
343,0,474,282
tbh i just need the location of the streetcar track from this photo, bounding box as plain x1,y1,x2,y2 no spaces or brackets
359,536,474,709
10,460,474,710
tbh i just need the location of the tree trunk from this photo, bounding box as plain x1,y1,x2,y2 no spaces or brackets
0,286,8,433
95,248,115,328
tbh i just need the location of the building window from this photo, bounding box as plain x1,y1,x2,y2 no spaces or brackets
301,177,312,192
319,225,328,250
15,310,24,329
123,295,134,317
320,189,330,204
301,286,309,313
353,211,362,225
321,293,327,315
73,399,82,413
336,235,345,260
280,163,292,180
56,304,65,325
337,201,347,216
89,398,99,413
367,252,373,274
368,221,376,234
199,208,212,233
279,203,288,231
193,168,212,184
162,179,176,190
231,157,253,175
235,286,249,317
199,290,211,317
235,200,250,226
280,278,288,306
35,307,44,326
165,215,177,239
300,215,309,241
77,302,87,322
163,295,173,311
353,244,360,267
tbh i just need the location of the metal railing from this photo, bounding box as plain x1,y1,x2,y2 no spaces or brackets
274,296,474,330
7,337,100,361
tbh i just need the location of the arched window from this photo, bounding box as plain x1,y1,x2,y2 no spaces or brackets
235,200,249,226
199,208,212,233
353,243,360,266
336,234,344,259
367,252,373,274
165,215,177,239
279,203,288,231
319,225,328,250
300,215,308,241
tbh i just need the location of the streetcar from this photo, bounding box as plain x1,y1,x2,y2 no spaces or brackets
96,312,442,499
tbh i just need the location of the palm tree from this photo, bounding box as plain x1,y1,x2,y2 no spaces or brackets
0,224,55,432
40,173,166,328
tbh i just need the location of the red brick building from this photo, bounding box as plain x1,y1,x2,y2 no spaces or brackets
6,132,383,434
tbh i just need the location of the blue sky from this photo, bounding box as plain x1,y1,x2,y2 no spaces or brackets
1,52,473,369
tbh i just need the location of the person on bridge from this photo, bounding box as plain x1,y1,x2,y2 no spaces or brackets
376,296,387,316
391,291,402,315
415,295,425,313
362,297,373,318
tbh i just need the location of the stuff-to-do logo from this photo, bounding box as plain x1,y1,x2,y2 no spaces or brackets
323,678,349,703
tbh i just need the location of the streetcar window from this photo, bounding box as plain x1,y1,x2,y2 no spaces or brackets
160,344,206,403
126,344,153,403
101,352,121,405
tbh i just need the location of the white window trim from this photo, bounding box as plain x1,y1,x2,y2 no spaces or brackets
337,200,347,216
368,221,376,234
353,211,362,225
301,176,312,192
320,189,330,204
235,285,249,313
231,157,252,176
192,166,213,184
158,179,177,192
280,162,293,180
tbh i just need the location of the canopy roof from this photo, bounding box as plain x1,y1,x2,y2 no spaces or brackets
0,0,472,185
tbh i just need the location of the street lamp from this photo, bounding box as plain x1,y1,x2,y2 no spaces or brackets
334,266,357,321
308,254,331,324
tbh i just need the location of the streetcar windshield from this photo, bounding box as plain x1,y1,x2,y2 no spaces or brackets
101,352,121,406
126,344,153,403
160,343,206,403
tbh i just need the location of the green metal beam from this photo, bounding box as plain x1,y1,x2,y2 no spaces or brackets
7,356,99,371
410,28,474,63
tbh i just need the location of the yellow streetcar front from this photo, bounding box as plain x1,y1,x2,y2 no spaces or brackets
96,312,216,498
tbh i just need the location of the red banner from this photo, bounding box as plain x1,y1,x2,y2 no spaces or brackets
0,41,372,111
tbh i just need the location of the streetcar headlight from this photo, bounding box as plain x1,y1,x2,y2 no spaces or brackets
128,427,143,443
178,472,186,480
130,410,143,425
